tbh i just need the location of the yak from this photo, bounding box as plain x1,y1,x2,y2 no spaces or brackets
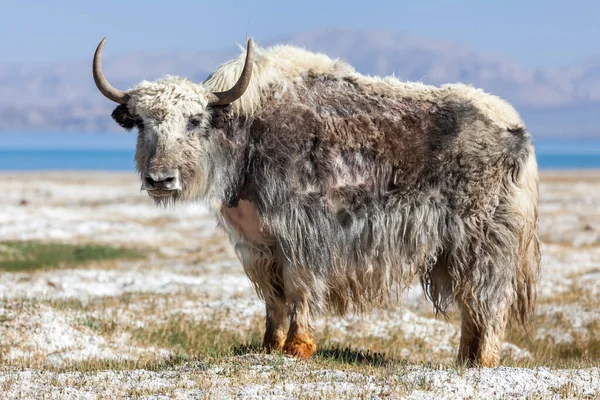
92,37,540,367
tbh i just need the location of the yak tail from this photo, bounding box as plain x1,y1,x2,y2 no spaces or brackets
511,148,542,325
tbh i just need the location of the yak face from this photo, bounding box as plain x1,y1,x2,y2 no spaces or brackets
111,77,216,205
93,37,254,206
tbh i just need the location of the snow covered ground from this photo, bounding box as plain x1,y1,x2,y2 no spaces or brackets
1,171,600,399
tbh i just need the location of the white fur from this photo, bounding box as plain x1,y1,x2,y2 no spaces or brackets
200,43,523,130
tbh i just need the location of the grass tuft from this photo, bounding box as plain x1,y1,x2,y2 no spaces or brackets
0,241,146,272
132,315,264,360
316,345,391,367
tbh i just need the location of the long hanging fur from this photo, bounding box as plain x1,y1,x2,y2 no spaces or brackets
115,42,541,364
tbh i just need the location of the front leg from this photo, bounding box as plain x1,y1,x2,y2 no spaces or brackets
283,298,317,359
263,296,289,352
281,279,317,359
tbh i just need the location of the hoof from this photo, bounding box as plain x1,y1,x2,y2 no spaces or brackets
283,335,317,359
263,332,286,353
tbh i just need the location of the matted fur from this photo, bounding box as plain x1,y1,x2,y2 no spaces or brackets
108,41,541,366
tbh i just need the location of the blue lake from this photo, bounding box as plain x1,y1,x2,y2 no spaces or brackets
0,149,136,171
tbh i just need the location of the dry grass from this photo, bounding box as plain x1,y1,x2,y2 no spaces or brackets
504,323,600,369
131,314,264,360
1,293,443,379
2,276,600,375
5,287,599,372
502,278,600,368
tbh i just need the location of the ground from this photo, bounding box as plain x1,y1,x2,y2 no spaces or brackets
1,171,600,399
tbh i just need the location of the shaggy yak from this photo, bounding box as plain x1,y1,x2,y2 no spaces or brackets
92,37,540,367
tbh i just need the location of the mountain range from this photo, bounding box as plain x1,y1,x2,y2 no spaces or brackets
1,28,599,137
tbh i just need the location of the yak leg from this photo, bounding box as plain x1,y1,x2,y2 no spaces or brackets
281,267,317,359
235,243,288,352
282,295,317,359
263,294,289,352
456,214,524,366
457,296,510,367
260,259,289,352
428,257,509,366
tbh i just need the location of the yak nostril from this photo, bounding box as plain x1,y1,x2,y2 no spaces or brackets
145,177,156,188
145,175,177,191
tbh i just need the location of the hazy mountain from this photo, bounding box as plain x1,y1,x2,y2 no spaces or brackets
284,30,577,108
1,28,598,136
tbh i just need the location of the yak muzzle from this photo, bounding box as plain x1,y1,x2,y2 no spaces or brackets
142,170,181,197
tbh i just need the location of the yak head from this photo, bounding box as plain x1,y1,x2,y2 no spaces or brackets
92,38,253,205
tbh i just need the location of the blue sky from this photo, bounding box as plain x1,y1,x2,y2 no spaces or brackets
3,0,598,67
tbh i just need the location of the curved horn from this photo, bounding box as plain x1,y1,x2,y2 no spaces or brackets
93,38,130,104
208,39,254,106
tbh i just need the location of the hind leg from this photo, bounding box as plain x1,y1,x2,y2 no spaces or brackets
426,258,508,366
458,297,509,367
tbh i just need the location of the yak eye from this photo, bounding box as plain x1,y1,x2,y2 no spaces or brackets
188,117,201,127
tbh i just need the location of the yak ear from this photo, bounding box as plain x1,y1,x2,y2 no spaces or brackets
111,104,140,131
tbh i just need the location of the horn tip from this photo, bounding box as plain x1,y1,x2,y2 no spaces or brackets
96,37,107,54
